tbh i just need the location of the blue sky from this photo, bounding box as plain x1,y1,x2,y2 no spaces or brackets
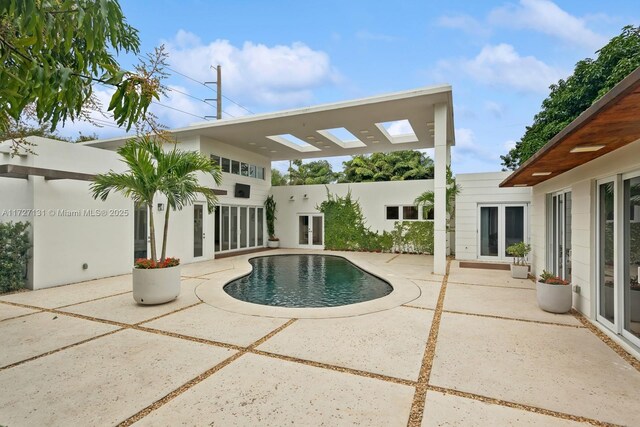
59,0,640,174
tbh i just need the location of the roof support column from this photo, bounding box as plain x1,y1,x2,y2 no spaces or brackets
433,102,449,275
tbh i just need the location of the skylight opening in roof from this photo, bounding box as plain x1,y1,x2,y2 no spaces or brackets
279,134,314,148
266,134,321,152
379,119,416,137
326,128,363,142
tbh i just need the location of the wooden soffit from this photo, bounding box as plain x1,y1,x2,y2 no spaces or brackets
500,66,640,187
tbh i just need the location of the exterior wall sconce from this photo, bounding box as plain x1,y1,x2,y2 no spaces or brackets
289,196,295,201
157,203,165,211
303,194,308,199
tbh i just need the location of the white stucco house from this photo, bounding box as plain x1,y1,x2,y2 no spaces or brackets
1,85,456,288
2,68,639,358
500,66,640,356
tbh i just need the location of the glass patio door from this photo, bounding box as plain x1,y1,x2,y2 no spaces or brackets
194,204,204,257
133,203,148,260
298,214,323,248
549,191,572,281
214,205,265,254
478,204,527,260
623,174,640,345
597,180,616,328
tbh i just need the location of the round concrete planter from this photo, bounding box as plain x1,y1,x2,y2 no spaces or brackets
536,281,572,314
267,239,280,248
132,264,181,305
510,264,529,279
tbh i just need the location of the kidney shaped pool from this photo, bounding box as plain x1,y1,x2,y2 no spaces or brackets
223,254,393,308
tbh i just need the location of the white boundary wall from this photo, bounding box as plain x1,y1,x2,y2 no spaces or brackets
0,137,132,289
269,180,434,249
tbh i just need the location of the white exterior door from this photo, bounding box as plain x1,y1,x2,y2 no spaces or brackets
478,204,528,261
298,214,324,248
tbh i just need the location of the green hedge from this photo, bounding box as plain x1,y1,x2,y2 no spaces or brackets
0,221,31,293
318,190,433,254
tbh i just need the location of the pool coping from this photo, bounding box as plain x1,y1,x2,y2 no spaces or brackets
195,251,422,319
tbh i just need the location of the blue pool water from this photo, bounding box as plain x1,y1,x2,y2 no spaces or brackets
223,255,393,308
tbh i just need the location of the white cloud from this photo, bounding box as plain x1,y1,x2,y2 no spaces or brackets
165,30,340,109
437,14,491,38
440,43,563,93
386,119,414,136
488,0,607,50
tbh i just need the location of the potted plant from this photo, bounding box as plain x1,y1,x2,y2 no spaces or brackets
91,135,221,305
265,195,279,248
506,241,531,279
536,270,572,314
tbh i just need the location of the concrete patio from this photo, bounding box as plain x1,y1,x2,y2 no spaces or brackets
1,250,639,426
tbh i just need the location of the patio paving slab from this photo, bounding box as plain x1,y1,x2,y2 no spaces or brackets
407,279,442,310
134,353,414,427
447,265,535,289
257,306,433,381
181,258,236,278
430,312,640,426
0,312,118,368
0,329,235,427
143,303,291,347
58,278,203,324
0,274,132,309
443,283,581,326
421,391,586,426
0,302,38,321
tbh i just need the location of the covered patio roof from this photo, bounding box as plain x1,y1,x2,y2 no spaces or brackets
501,66,640,187
85,85,455,161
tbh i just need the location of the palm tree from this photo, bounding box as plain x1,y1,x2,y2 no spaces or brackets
414,166,460,228
91,135,222,262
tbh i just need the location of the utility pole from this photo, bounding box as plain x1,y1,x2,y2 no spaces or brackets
204,65,222,120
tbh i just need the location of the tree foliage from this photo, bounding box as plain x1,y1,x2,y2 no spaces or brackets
91,136,221,262
414,166,460,230
287,159,338,185
501,25,640,170
0,0,162,144
271,168,288,186
0,221,31,294
339,150,434,183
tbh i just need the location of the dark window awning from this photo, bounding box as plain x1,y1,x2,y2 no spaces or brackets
0,164,228,195
500,66,640,187
0,164,95,181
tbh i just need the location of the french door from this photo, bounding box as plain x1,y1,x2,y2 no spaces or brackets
548,191,572,281
597,172,640,348
194,204,204,258
133,203,148,260
478,204,527,260
298,214,324,248
214,205,264,254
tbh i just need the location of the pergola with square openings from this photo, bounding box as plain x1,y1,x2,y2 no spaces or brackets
87,85,456,274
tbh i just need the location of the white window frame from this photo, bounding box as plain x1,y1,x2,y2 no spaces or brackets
477,203,529,261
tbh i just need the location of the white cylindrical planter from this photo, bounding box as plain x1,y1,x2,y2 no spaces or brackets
536,281,572,314
267,240,280,248
510,264,529,279
132,264,181,305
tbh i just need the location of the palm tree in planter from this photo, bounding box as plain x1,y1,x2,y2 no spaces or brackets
91,136,222,305
265,195,279,248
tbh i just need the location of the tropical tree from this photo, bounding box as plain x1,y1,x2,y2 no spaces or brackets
271,168,288,186
91,136,222,262
0,0,164,152
339,150,434,183
287,159,338,185
501,25,640,170
414,166,460,227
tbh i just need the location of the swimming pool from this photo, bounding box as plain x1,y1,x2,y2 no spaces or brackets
223,255,393,308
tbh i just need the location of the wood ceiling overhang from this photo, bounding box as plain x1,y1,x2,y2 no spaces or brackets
500,66,640,187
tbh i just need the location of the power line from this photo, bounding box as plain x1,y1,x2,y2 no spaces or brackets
154,102,207,120
167,65,254,115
